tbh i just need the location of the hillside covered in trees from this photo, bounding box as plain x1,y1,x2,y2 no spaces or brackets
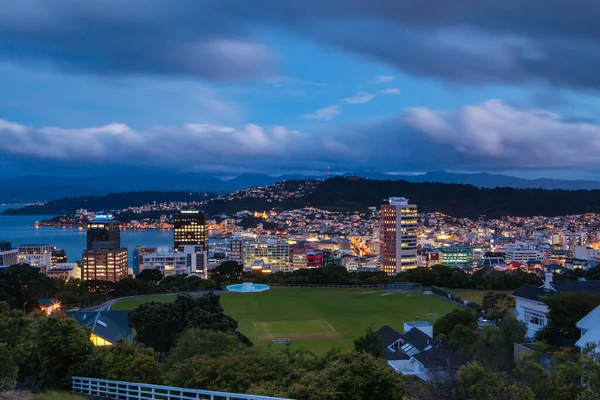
6,177,600,218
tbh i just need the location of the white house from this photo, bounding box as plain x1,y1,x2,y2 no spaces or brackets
576,305,600,353
513,272,600,339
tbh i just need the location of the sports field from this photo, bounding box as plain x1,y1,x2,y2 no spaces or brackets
220,287,458,353
112,287,459,353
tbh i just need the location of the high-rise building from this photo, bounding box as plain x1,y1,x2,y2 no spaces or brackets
243,240,290,272
380,197,418,275
174,210,208,251
83,215,128,281
82,249,128,282
87,215,120,250
0,248,18,267
229,234,243,263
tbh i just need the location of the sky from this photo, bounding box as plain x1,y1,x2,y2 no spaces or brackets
2,1,600,179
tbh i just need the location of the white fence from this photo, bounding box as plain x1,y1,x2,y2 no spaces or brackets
72,377,292,400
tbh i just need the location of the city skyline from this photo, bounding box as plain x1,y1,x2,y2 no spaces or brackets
2,2,600,179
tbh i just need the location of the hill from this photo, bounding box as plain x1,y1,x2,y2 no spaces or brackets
2,191,215,215
305,177,600,218
6,177,600,218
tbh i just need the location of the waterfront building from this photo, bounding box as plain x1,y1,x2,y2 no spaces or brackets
141,246,208,278
87,215,120,250
0,248,18,267
380,197,418,275
174,209,208,250
132,246,157,275
82,215,128,282
439,246,474,268
243,240,290,272
17,244,52,268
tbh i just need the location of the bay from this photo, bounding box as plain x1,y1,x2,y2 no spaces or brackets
0,205,174,266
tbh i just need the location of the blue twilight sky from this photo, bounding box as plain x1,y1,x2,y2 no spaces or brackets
2,1,600,179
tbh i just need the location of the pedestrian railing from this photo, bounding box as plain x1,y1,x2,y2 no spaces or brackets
72,377,292,400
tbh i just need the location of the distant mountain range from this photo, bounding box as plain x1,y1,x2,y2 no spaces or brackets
3,171,600,203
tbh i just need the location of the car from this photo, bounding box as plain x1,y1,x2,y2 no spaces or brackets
68,307,80,312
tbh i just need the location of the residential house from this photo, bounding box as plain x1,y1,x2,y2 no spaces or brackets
513,272,600,339
68,310,132,346
375,321,461,381
576,305,600,353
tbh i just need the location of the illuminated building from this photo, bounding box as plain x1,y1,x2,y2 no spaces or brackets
503,243,543,263
380,197,418,275
46,262,81,280
174,210,208,250
51,249,67,268
439,246,474,268
306,249,324,268
17,244,52,268
0,247,18,267
87,214,120,250
243,240,290,272
140,246,208,278
82,248,128,282
82,215,128,282
229,234,243,263
68,310,132,347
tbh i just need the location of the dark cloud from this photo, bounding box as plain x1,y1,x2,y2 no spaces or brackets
0,1,598,88
3,100,600,174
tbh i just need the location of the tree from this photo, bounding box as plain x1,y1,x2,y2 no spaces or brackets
103,340,162,384
166,350,293,393
282,353,408,400
34,314,94,389
471,317,527,371
136,268,163,285
433,309,477,337
353,327,384,357
0,264,56,310
537,292,600,345
482,292,515,318
129,293,243,354
165,329,246,367
212,261,244,277
0,302,36,390
456,362,535,400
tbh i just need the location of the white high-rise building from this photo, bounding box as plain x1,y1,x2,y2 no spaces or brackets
503,243,543,263
380,197,418,275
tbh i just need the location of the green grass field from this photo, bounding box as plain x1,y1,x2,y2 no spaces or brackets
112,288,459,354
220,288,458,353
448,289,513,304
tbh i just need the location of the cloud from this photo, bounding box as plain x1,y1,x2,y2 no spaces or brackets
301,105,342,120
380,88,401,95
3,100,600,174
2,1,599,89
341,91,375,104
372,76,395,83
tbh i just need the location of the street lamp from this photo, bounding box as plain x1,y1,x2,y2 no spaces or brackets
23,301,28,317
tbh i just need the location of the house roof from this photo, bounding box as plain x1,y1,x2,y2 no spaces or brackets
68,310,131,344
383,347,410,361
513,280,600,302
402,327,434,352
575,305,600,350
376,325,404,347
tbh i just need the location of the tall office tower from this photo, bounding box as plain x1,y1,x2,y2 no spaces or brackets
380,197,418,275
86,214,121,250
174,210,208,251
229,234,243,263
82,248,128,282
82,214,128,281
